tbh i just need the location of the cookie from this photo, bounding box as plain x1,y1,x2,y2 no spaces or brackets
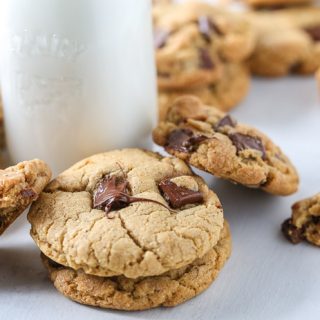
42,221,231,311
155,2,255,89
248,9,320,76
282,193,320,247
158,63,251,120
0,159,52,235
280,7,320,74
28,149,224,279
153,96,299,196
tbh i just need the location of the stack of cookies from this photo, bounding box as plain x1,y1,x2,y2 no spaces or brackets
154,2,255,120
27,149,231,310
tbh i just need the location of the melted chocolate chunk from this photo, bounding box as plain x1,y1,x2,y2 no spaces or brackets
154,28,170,48
229,133,267,160
20,189,37,199
199,48,214,69
198,16,223,42
159,179,204,209
215,115,237,130
93,175,171,217
166,129,207,153
282,218,303,244
304,26,320,42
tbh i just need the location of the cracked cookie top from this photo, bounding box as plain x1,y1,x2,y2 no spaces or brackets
154,2,255,89
153,96,299,196
0,159,52,235
28,149,224,279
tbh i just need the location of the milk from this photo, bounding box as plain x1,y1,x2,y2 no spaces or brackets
0,0,157,175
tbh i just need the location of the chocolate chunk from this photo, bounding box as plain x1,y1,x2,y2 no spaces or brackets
159,179,204,209
154,28,170,48
199,48,214,69
229,133,267,160
93,175,171,217
215,115,237,130
20,188,37,199
311,215,320,224
166,129,207,153
198,16,223,43
282,218,303,244
304,26,320,42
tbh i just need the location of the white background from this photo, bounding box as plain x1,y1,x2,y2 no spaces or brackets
1,76,319,320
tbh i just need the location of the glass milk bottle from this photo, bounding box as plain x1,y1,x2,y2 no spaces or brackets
0,0,157,175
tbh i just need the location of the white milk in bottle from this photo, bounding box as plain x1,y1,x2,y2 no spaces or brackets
0,0,157,175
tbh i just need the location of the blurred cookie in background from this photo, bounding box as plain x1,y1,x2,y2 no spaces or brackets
159,63,250,120
248,8,320,76
154,1,255,90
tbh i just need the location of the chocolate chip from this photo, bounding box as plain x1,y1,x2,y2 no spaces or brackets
304,26,320,42
166,129,207,153
199,48,214,69
215,115,237,130
159,179,204,209
229,133,267,160
282,218,303,244
154,28,170,48
20,189,37,199
93,175,172,217
198,16,223,42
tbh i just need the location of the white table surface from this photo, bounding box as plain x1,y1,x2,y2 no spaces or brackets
0,76,319,320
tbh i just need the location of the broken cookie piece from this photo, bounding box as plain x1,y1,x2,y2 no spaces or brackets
282,193,320,247
0,159,52,235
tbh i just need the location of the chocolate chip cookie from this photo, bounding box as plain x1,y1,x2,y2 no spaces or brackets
28,149,225,279
282,193,320,247
248,8,320,76
158,63,251,120
153,96,299,196
0,159,52,235
42,221,231,311
155,2,255,89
